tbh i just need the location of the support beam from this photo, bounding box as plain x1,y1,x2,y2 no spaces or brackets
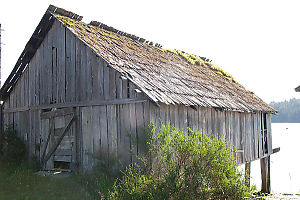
260,156,271,194
245,162,251,188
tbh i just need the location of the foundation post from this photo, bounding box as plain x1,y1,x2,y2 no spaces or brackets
245,162,251,188
260,156,271,193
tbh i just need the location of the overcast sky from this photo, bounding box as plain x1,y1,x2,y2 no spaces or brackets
0,0,300,103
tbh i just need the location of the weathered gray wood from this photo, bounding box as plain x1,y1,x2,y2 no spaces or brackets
159,104,166,125
43,115,75,165
199,107,206,134
135,102,145,157
81,107,91,170
75,33,81,103
45,118,54,169
266,114,272,156
260,156,271,193
91,106,101,165
79,44,87,102
211,109,217,136
129,90,137,162
35,47,41,105
109,68,116,100
174,104,179,129
206,108,212,135
103,64,110,100
75,107,81,170
40,107,74,119
235,112,242,163
86,47,93,101
244,114,251,162
107,105,118,165
54,155,72,162
143,101,150,128
187,107,193,130
99,105,108,164
253,113,258,160
91,52,100,100
240,113,246,163
219,111,226,140
119,104,131,167
116,74,123,99
46,26,53,104
225,112,231,144
52,41,58,104
54,149,72,156
2,97,148,113
178,105,184,130
57,23,66,103
193,107,199,131
65,29,76,103
257,112,262,158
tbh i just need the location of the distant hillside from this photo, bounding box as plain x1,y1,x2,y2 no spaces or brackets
269,98,300,123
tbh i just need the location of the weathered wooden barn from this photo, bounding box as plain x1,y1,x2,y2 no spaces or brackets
0,5,278,192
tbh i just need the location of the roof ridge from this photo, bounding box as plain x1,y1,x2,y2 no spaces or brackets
89,20,162,48
47,5,83,21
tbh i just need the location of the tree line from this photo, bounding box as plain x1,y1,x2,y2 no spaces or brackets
269,98,300,123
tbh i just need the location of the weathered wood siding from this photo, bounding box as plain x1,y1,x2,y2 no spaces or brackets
149,104,272,164
2,19,150,170
1,18,273,170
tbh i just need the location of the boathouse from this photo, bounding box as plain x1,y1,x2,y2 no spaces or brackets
0,5,278,193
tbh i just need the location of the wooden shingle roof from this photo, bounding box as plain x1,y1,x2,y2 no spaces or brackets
0,5,276,113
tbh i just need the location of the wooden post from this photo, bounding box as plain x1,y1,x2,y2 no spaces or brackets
260,156,271,193
245,162,251,188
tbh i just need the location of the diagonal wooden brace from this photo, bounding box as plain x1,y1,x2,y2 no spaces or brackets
42,115,76,166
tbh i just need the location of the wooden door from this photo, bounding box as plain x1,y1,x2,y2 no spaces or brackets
40,107,76,171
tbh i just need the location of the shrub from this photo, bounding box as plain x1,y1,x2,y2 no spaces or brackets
0,125,27,162
109,123,252,200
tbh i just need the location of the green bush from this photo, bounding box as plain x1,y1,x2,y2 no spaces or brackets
0,125,27,162
110,123,252,200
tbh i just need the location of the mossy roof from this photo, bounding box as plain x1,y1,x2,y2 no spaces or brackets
0,5,276,113
55,13,276,113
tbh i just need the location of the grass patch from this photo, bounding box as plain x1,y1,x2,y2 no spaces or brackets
0,159,92,200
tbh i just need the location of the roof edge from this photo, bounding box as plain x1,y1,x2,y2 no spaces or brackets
0,10,56,100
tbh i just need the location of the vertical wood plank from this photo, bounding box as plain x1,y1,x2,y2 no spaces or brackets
253,113,258,160
109,68,116,100
86,48,93,101
81,107,92,170
258,112,263,158
260,156,271,193
65,29,76,103
91,106,101,165
206,108,212,135
79,44,87,102
266,114,272,155
75,35,81,103
107,105,118,165
58,23,66,103
46,26,53,104
99,105,108,165
103,64,110,100
120,103,132,167
135,102,145,157
199,107,206,135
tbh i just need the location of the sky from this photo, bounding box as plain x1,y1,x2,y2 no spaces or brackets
0,0,300,103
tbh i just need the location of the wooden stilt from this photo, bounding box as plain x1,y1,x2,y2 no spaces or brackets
260,156,271,193
245,162,251,188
